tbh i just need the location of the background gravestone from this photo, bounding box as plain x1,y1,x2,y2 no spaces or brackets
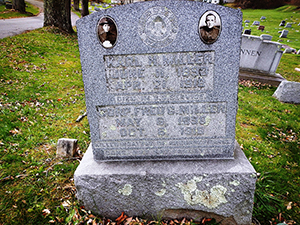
243,29,251,35
260,34,272,41
239,34,285,86
75,1,256,224
280,29,288,38
273,81,300,104
285,22,292,28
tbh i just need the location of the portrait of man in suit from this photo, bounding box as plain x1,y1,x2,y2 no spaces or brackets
199,11,221,44
98,17,117,48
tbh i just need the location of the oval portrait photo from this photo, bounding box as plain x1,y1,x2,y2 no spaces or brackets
199,11,221,44
97,16,118,49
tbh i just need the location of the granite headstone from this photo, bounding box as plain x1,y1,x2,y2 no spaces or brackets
243,29,251,35
260,34,272,41
77,1,241,161
75,1,256,224
280,29,288,38
252,21,260,26
260,16,266,20
273,81,300,104
285,22,292,28
258,25,265,31
239,34,285,85
240,35,283,74
279,20,286,26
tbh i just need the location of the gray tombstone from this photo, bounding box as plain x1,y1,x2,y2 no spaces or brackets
285,22,292,28
244,19,250,23
280,29,289,38
283,48,295,54
243,29,251,35
260,34,272,41
297,49,300,54
56,138,78,157
252,21,260,26
77,4,241,161
240,34,285,85
279,20,286,26
75,1,256,224
260,16,266,20
273,81,300,104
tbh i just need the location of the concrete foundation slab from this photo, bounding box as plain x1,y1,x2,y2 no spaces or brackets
239,69,286,86
74,141,256,225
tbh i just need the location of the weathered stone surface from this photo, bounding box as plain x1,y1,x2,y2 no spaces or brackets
273,80,300,104
74,142,256,225
75,1,256,223
76,0,242,161
56,138,78,157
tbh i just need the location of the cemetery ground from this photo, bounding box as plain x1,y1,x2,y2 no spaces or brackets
0,2,39,19
0,5,299,225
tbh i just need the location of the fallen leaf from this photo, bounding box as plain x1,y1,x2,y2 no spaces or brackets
9,128,20,135
287,201,293,210
42,208,51,216
124,217,133,225
180,218,186,225
116,212,128,225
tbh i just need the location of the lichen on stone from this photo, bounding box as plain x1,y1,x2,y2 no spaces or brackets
176,176,227,209
118,184,132,196
229,180,240,186
155,188,166,197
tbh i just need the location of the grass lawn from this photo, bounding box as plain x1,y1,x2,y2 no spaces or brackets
0,4,300,225
242,5,300,51
0,1,40,19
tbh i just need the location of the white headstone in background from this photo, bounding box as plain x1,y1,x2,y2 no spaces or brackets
239,34,285,85
260,34,272,41
240,35,282,74
280,29,289,38
273,81,300,104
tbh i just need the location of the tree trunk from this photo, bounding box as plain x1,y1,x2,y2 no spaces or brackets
12,0,26,13
73,0,79,11
44,0,74,34
81,0,89,17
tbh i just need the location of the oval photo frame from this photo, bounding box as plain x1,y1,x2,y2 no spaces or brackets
97,16,118,49
199,10,221,44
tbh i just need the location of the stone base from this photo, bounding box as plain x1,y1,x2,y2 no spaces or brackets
74,141,256,225
239,69,286,86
